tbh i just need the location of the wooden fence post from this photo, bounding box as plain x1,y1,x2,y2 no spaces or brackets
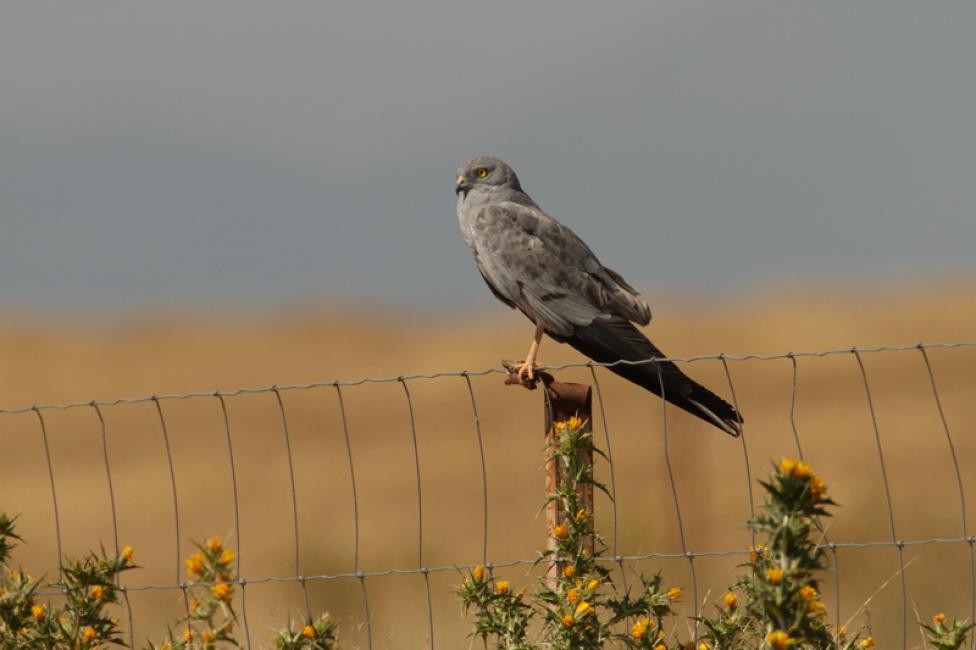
543,380,594,581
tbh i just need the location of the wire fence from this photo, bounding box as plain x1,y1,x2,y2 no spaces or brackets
3,340,976,649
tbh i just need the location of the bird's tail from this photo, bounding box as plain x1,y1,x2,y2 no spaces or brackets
553,317,743,437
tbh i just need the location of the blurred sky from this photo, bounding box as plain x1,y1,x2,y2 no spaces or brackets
2,2,974,312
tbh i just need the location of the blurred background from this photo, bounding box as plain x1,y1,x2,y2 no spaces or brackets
2,1,975,647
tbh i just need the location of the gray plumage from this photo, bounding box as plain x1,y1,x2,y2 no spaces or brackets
455,155,743,437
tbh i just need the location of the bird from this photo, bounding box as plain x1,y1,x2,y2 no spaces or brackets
454,155,743,437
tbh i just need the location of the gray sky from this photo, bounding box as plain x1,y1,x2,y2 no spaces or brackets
2,2,974,312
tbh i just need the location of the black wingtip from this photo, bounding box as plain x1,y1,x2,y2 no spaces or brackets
687,397,743,437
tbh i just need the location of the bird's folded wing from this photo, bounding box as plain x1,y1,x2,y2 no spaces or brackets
471,202,650,335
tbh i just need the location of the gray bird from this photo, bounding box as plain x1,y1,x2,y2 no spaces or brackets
455,155,743,437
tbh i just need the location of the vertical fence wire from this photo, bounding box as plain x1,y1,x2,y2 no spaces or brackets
216,394,252,649
399,378,435,649
786,353,804,459
33,407,64,582
918,344,976,648
333,384,373,650
655,367,700,643
589,365,626,594
719,356,755,548
785,355,841,625
152,396,195,632
271,387,311,620
91,402,135,648
852,349,906,650
462,374,490,567
93,403,120,558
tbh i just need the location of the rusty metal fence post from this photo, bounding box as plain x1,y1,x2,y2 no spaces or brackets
543,380,594,581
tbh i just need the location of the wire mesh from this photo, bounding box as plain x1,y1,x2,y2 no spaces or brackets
2,340,975,649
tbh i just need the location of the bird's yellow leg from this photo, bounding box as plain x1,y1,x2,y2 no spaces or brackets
515,325,545,385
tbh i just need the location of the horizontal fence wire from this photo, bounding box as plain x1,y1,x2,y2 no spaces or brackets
2,341,973,415
3,339,976,650
26,535,976,592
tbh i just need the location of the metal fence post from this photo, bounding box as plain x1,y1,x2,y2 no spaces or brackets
543,380,594,581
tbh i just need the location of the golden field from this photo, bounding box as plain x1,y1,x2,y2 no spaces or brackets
1,283,975,647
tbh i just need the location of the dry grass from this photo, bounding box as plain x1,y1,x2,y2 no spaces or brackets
1,283,975,647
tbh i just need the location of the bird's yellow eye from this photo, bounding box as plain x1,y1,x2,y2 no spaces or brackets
477,168,488,177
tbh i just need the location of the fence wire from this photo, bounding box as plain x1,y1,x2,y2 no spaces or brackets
2,340,975,650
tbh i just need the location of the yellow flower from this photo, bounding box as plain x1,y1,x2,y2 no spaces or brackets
161,642,171,650
799,585,818,600
575,508,588,522
31,604,44,622
495,580,510,595
90,585,104,600
765,568,784,584
211,582,232,601
766,630,795,649
555,415,585,431
219,549,235,566
302,625,315,639
202,630,216,643
82,627,97,644
552,523,569,540
723,592,738,609
185,552,204,576
809,475,827,499
575,600,591,616
630,616,649,640
807,599,826,615
206,536,222,552
933,612,947,625
700,644,711,650
562,613,574,627
562,565,575,579
749,544,767,561
122,545,134,563
586,578,599,591
567,588,581,603
836,626,847,638
859,636,875,649
654,646,666,650
182,628,193,642
667,587,682,601
472,565,485,582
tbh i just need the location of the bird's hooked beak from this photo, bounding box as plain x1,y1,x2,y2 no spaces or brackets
455,174,469,198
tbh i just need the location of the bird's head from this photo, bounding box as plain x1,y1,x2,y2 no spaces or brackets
455,156,522,199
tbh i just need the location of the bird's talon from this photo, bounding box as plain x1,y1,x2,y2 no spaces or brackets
514,360,541,387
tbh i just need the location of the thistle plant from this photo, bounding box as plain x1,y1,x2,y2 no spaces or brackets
922,613,974,650
459,419,974,650
0,517,336,650
1,512,136,649
697,458,857,649
270,614,337,650
1,420,973,649
147,535,239,650
458,417,686,649
148,536,336,649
